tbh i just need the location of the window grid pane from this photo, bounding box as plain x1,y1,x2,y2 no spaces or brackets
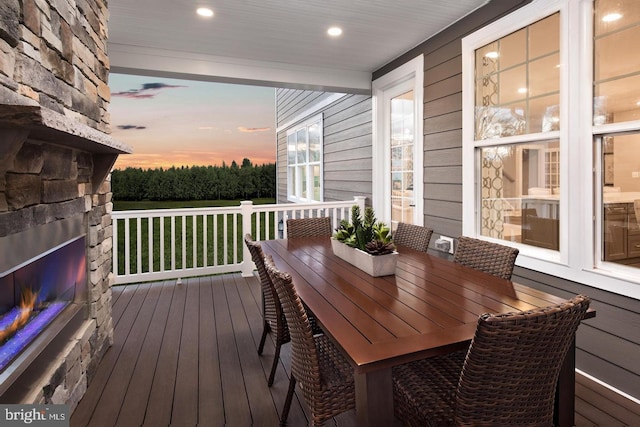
480,141,560,251
287,116,323,202
594,1,640,271
474,13,560,140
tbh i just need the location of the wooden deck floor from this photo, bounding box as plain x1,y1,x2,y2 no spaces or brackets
71,274,640,427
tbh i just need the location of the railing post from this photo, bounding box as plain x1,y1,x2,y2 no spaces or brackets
354,195,367,212
240,200,255,277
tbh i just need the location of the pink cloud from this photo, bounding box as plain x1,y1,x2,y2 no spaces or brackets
238,126,271,133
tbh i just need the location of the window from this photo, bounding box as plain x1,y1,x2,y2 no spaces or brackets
473,13,562,251
463,0,640,298
593,0,640,273
287,115,323,202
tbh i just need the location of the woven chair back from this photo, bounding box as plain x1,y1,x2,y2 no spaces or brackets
286,217,332,239
264,257,321,403
393,223,434,252
453,236,519,280
455,294,591,426
244,234,288,342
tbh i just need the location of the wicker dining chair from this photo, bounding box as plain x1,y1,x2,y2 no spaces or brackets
393,222,434,252
264,256,355,427
244,234,289,387
286,217,332,239
453,236,519,280
392,294,591,427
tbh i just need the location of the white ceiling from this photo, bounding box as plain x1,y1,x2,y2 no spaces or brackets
107,0,488,93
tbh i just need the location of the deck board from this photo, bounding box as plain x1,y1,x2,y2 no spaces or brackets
143,279,187,427
117,280,175,427
172,277,201,425
89,282,162,426
71,283,152,427
197,276,225,425
71,274,640,427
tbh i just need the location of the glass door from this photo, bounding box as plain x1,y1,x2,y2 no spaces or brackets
372,55,424,230
389,89,416,227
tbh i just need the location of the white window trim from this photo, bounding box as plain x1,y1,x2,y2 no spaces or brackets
286,113,324,203
462,0,640,300
372,54,424,225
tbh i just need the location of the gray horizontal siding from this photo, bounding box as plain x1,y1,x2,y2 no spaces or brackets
424,129,463,150
513,267,640,399
276,89,338,128
276,91,372,204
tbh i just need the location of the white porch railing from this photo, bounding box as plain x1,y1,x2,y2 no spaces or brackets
111,197,365,285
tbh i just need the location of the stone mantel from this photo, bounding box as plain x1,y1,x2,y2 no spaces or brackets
0,102,132,189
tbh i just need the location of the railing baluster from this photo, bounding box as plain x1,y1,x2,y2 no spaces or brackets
233,212,238,265
182,215,186,270
263,212,269,240
136,217,142,274
223,214,228,266
124,218,130,276
193,215,197,268
171,215,176,271
160,216,165,272
113,218,119,275
203,214,208,267
213,213,218,266
255,211,261,240
148,217,153,273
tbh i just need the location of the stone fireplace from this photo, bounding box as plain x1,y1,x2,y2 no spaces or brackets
0,0,131,411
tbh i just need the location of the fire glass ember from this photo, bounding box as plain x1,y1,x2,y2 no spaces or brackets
0,237,86,372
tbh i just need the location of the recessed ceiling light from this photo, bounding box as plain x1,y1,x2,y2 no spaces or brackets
197,7,214,18
327,27,343,37
517,87,528,94
602,13,622,22
485,51,499,59
636,101,640,106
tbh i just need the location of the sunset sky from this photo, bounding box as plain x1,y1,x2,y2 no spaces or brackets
109,73,276,170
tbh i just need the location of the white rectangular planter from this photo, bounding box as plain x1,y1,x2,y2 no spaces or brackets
331,238,398,277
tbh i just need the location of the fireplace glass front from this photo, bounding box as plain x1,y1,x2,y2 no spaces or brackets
0,237,86,372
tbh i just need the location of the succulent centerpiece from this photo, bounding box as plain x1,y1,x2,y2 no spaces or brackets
332,205,398,276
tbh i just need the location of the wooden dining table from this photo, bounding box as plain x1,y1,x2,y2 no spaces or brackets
261,236,595,427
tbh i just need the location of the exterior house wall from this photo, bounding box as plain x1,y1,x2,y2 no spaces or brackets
276,88,372,203
275,0,640,401
371,0,640,400
512,266,640,399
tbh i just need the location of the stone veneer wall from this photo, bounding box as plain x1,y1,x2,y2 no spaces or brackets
0,0,111,131
0,0,114,411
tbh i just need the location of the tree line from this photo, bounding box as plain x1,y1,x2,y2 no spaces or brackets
111,158,276,201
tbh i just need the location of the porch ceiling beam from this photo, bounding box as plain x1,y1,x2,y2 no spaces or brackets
108,43,373,95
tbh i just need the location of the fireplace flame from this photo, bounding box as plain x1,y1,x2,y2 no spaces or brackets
0,288,38,343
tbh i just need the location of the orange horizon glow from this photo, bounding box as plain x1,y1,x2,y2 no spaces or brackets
113,153,276,170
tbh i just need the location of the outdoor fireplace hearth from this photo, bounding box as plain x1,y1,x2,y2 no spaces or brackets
0,99,129,406
0,0,132,409
0,236,86,376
